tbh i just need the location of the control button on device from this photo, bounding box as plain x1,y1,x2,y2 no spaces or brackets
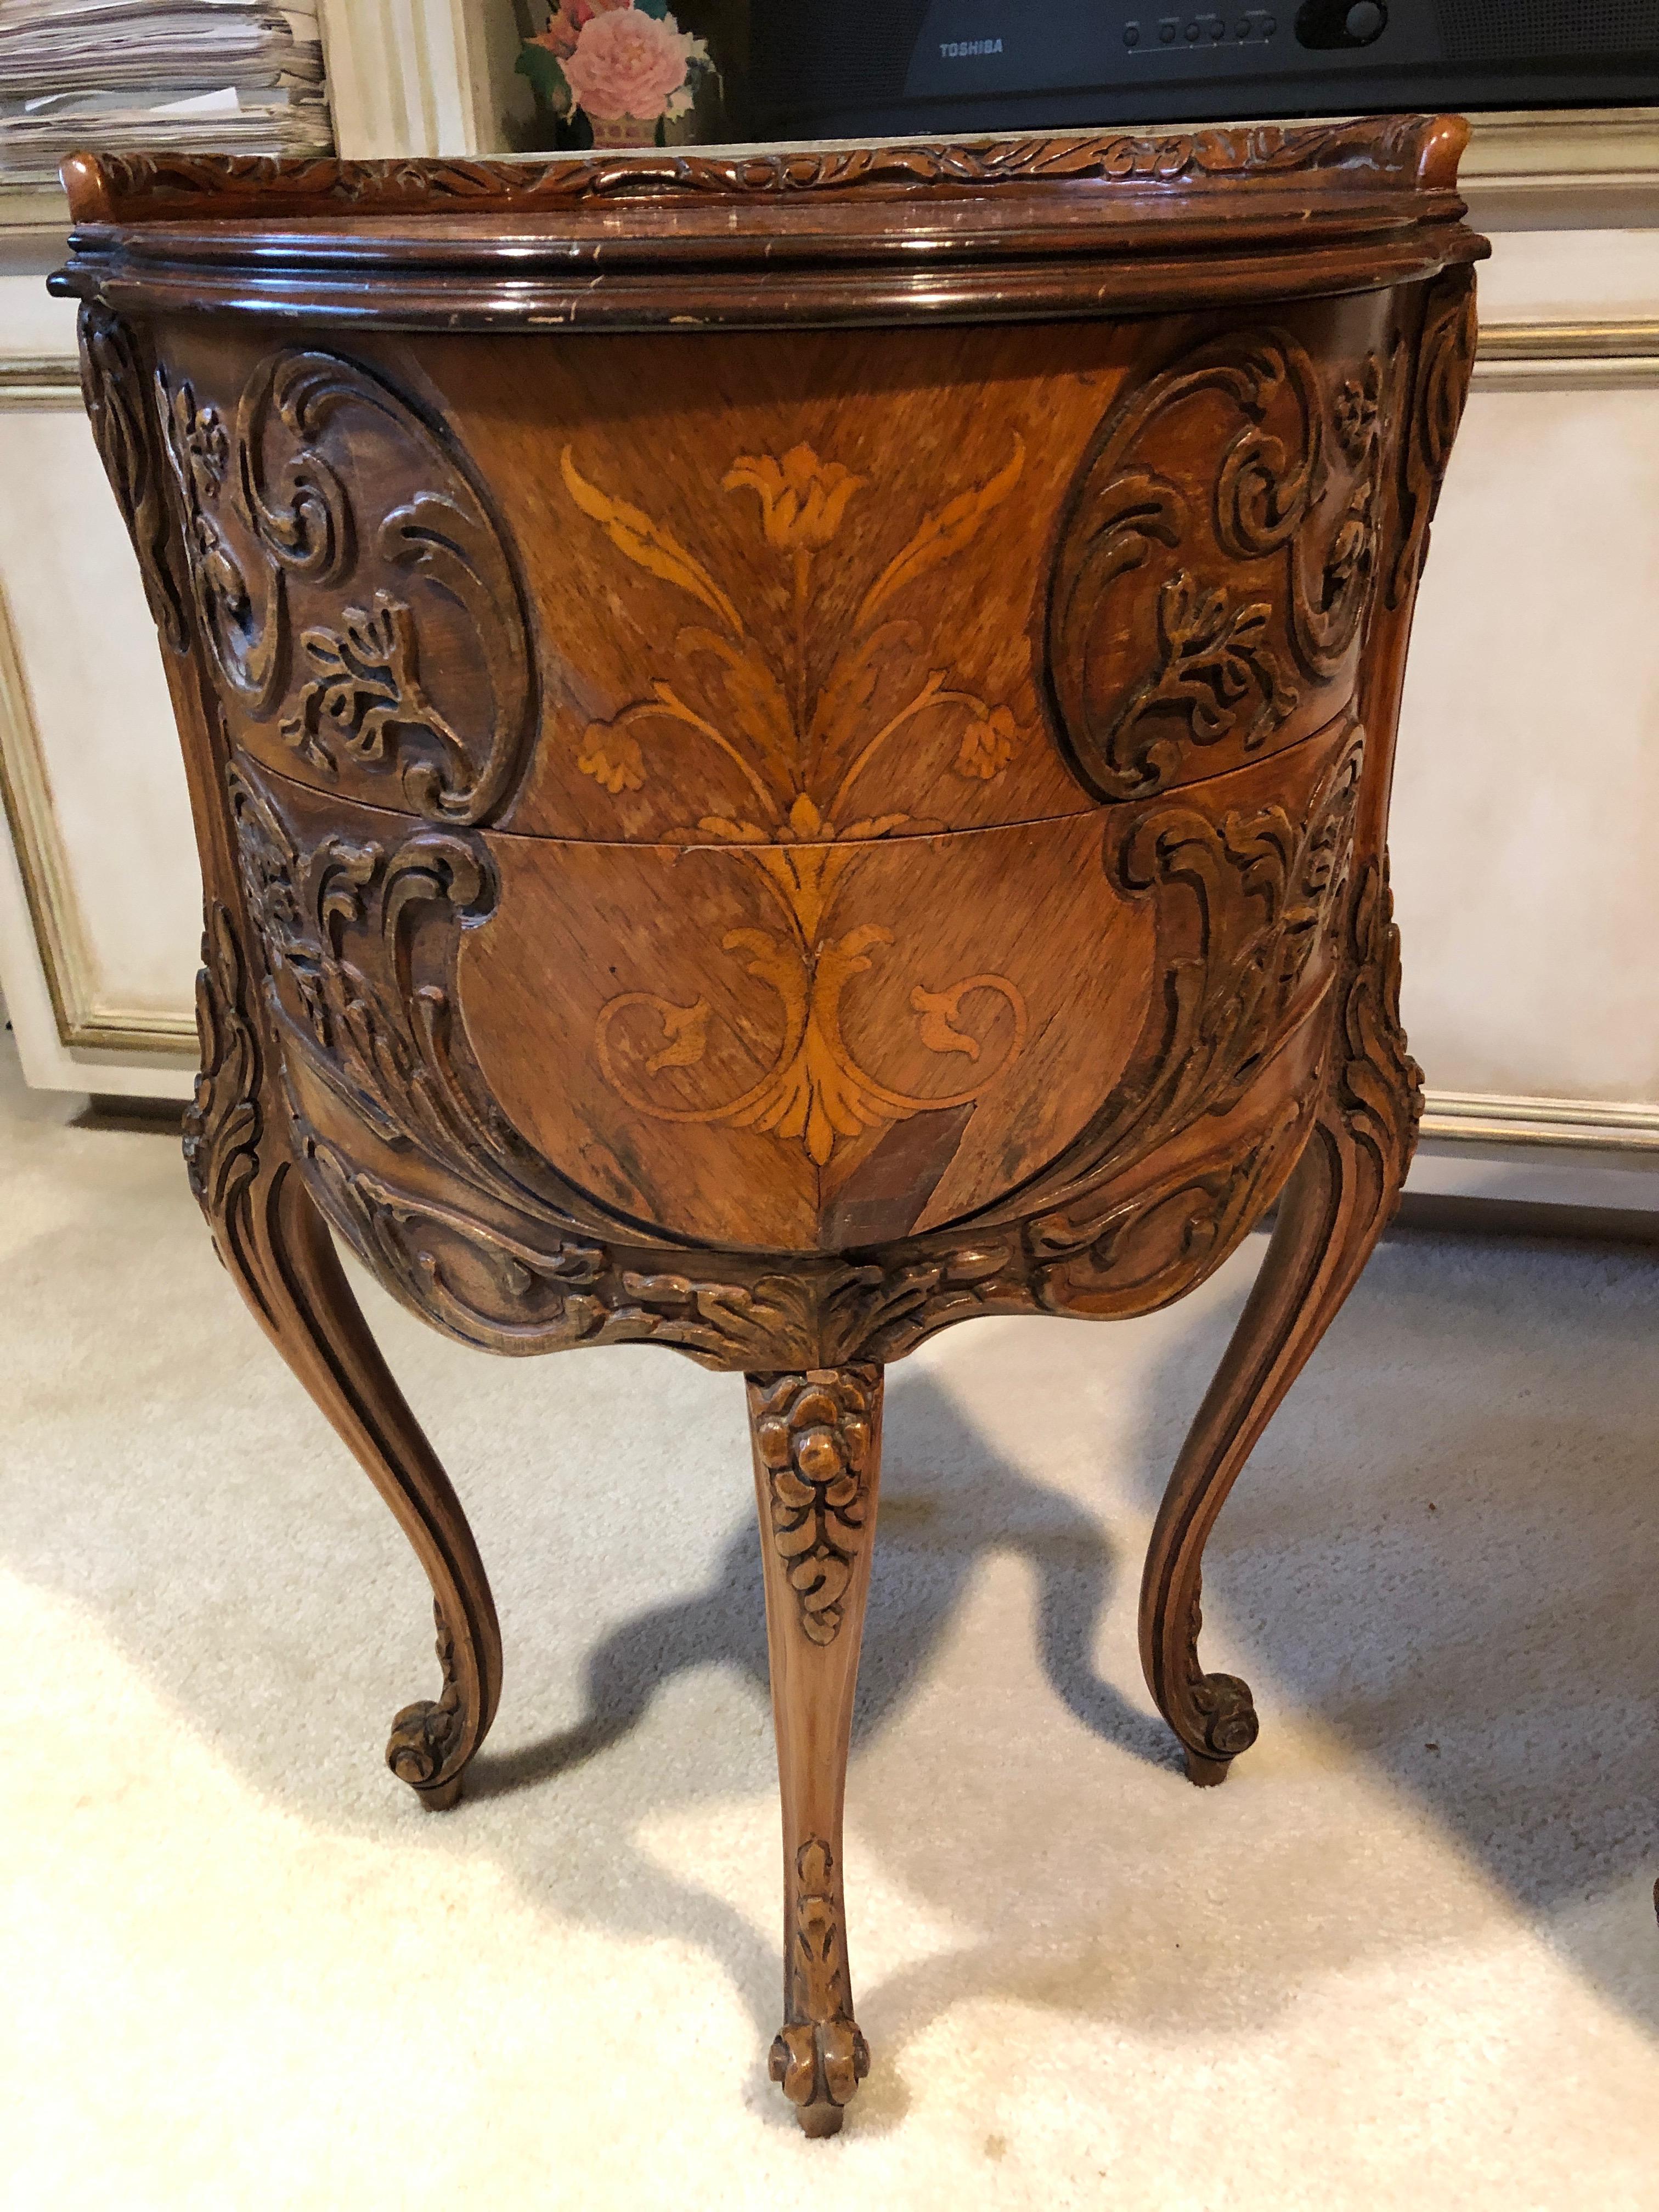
1295,0,1384,44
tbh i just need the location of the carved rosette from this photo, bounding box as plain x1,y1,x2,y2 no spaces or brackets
1182,1582,1261,1763
770,1838,870,2124
748,1368,880,1645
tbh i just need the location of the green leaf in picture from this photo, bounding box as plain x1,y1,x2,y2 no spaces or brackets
515,42,573,115
634,0,672,17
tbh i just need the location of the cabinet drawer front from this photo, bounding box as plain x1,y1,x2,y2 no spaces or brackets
151,293,1398,851
229,709,1361,1257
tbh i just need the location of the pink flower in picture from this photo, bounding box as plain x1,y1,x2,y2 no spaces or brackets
534,0,629,63
565,5,692,121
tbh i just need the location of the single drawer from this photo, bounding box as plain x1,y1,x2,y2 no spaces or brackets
229,706,1361,1255
150,289,1397,849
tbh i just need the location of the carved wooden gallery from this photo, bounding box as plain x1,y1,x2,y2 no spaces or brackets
54,116,1483,2134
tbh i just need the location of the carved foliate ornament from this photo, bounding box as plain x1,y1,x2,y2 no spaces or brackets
1389,266,1479,609
749,1368,881,1644
71,117,1449,219
182,903,263,1250
770,1838,870,2118
1333,855,1425,1195
1182,1580,1262,1763
77,303,191,654
385,1599,467,1792
1048,329,1393,802
155,349,534,825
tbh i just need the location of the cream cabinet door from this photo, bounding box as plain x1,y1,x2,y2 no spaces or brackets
0,267,201,1102
1395,377,1659,1125
1392,221,1659,1214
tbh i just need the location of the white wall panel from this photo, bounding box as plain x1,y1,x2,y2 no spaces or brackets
0,411,201,1023
0,394,200,1098
1394,381,1659,1119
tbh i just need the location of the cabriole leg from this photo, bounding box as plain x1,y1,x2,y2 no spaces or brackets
187,909,502,1809
746,1363,883,2137
1140,862,1421,1786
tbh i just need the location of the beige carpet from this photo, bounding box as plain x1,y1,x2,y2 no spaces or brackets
4,1030,1658,2211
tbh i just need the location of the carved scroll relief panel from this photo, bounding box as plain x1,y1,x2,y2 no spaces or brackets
1047,287,1400,804
144,321,535,830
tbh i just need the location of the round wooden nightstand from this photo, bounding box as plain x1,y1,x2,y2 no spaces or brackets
57,119,1483,2132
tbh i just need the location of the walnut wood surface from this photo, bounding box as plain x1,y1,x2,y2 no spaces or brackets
60,119,1482,2131
54,119,1481,331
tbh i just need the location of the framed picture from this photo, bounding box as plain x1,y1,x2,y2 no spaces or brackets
511,0,742,149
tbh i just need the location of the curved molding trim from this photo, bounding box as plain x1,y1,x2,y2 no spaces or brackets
1421,1090,1659,1153
1463,106,1659,198
0,357,81,408
16,101,1655,193
1474,319,1659,391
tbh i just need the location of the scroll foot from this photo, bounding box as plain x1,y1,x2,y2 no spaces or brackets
386,1602,473,1808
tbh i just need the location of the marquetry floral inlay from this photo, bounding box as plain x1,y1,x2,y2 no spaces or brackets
565,438,1032,1169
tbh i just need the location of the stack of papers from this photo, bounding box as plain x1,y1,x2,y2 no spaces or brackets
0,0,332,186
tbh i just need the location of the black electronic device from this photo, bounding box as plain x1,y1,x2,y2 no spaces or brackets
746,1,1658,142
